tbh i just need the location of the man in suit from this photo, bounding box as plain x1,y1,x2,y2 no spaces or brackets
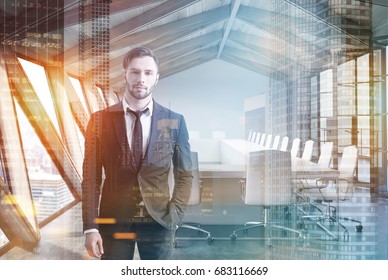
82,47,193,260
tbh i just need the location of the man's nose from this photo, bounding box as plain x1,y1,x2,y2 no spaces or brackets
138,72,146,83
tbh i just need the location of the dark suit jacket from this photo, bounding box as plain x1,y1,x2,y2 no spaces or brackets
81,100,193,233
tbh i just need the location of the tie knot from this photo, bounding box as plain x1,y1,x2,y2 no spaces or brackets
127,107,149,119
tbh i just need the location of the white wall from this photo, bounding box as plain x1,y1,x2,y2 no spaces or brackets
153,59,269,139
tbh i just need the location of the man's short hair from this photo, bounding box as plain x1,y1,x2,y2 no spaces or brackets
122,47,160,72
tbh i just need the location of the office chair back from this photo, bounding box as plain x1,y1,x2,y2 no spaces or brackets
280,136,289,151
319,145,358,201
339,145,358,179
251,132,257,143
272,135,280,150
290,138,300,158
254,133,261,144
247,130,253,141
244,150,292,206
338,145,358,199
301,140,314,161
317,142,333,167
259,134,266,146
264,134,273,149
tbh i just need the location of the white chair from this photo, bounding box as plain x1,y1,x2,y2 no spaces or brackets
247,130,253,141
254,132,261,144
299,141,334,193
317,142,333,167
280,136,289,152
290,138,301,158
259,133,266,147
173,152,214,246
272,135,280,150
298,145,363,240
230,150,304,244
312,145,358,201
301,140,314,161
264,134,272,149
251,131,257,143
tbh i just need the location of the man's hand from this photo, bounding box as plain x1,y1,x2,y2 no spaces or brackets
84,232,104,259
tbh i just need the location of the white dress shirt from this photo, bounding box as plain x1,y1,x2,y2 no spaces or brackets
123,98,153,156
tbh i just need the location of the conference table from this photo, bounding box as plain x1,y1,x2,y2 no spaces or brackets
291,157,339,180
216,140,341,181
190,138,345,229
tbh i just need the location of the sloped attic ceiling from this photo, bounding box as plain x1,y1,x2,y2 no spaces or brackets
4,0,388,93
62,0,388,93
63,0,281,93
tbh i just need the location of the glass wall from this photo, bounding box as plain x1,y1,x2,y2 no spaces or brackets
0,47,105,251
0,0,111,253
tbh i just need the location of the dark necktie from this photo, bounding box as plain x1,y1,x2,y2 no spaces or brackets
127,107,149,171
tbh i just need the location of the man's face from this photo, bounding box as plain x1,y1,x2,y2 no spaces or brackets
124,56,159,101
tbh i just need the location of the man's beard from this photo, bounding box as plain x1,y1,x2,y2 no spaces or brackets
126,82,156,100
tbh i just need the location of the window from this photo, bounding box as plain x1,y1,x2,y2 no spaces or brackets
69,76,89,114
14,101,74,222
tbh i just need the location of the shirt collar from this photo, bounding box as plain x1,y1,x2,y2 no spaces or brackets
122,97,153,116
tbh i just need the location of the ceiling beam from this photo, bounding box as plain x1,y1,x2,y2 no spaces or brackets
221,44,272,67
63,0,180,63
217,0,241,58
227,30,304,66
64,5,229,68
236,5,297,44
111,0,201,42
221,45,275,76
225,42,273,68
157,30,223,63
4,0,159,42
159,40,219,68
1,5,64,43
109,29,223,75
110,5,230,53
221,55,272,77
64,0,164,28
236,5,322,60
64,5,228,64
228,30,281,55
159,46,218,78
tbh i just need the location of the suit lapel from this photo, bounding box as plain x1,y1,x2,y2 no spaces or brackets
106,103,127,154
145,101,166,163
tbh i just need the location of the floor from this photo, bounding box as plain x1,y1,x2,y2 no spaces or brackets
1,187,387,260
